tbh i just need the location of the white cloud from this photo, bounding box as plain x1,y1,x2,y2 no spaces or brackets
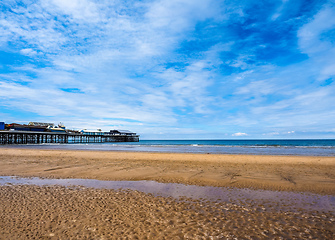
20,48,37,56
232,132,248,136
146,0,218,32
235,80,277,96
0,5,67,52
263,132,280,136
47,0,101,22
298,4,335,55
318,63,335,81
155,60,216,114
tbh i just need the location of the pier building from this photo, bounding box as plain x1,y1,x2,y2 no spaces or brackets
0,122,139,144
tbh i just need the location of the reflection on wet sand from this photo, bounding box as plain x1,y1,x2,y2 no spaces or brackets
0,177,334,239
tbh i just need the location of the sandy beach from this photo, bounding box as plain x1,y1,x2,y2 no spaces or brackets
1,148,335,194
0,148,335,239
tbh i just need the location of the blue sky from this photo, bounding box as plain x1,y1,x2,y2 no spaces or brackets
1,0,335,139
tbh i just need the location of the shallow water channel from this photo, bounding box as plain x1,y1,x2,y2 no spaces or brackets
1,176,334,213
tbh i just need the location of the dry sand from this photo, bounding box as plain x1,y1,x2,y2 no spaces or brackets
0,148,335,239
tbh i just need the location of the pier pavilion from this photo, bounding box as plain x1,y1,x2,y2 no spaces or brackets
0,131,139,145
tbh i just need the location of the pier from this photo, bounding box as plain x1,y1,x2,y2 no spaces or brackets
0,131,139,145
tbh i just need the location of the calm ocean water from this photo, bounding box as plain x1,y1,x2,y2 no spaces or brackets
3,139,335,156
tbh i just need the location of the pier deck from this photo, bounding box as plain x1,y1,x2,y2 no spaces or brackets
0,131,139,144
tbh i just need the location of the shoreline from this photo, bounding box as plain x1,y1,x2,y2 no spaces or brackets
1,148,334,195
0,140,335,157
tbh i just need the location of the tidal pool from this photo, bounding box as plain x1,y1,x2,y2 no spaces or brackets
1,176,334,213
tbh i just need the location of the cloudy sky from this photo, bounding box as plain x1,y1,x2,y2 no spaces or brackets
0,0,335,139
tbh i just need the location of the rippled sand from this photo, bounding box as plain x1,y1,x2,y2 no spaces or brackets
0,185,334,239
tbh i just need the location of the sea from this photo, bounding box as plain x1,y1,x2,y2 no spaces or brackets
3,139,335,156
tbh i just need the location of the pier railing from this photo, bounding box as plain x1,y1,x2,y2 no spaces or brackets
0,131,139,144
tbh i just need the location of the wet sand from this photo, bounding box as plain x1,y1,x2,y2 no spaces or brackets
0,148,335,239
